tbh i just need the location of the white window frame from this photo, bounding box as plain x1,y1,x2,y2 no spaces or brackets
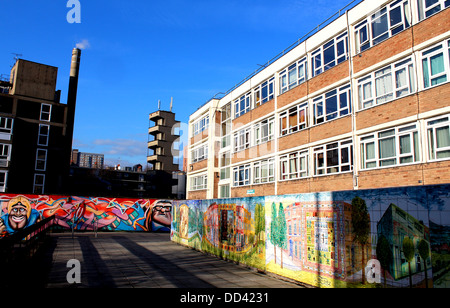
280,149,309,180
280,102,308,136
279,57,308,94
360,123,420,169
0,143,10,168
311,31,348,77
417,0,450,20
357,57,416,110
254,77,275,107
40,103,52,122
0,117,13,134
421,40,450,89
255,117,274,145
0,171,7,193
233,127,251,152
427,114,450,161
234,92,251,118
313,84,351,125
191,143,208,163
313,139,353,175
37,124,50,146
354,0,411,53
193,114,209,136
190,174,208,191
253,159,275,184
35,148,48,171
233,164,251,187
33,173,45,194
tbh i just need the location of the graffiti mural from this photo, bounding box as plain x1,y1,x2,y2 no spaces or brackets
171,184,450,288
0,194,172,236
171,198,266,270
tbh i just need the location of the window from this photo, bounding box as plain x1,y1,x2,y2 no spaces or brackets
313,139,353,175
35,149,47,171
255,117,274,145
280,102,308,136
280,150,309,180
233,127,251,152
191,143,208,163
233,164,251,186
0,117,13,134
220,151,231,180
427,115,450,160
358,57,415,109
0,171,6,193
360,124,420,169
312,32,348,77
193,115,209,136
234,92,251,118
417,0,450,20
219,184,230,198
191,174,207,190
0,144,10,167
355,0,411,53
254,77,274,107
313,84,351,125
279,57,307,94
33,174,45,194
253,159,275,184
221,103,232,148
37,124,50,146
421,40,450,89
40,104,51,121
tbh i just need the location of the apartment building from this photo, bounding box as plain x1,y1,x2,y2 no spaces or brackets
0,49,80,194
186,0,450,200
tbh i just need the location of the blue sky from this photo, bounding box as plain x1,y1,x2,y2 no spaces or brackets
1,0,359,168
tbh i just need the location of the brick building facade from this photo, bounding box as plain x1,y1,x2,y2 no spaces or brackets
186,0,450,200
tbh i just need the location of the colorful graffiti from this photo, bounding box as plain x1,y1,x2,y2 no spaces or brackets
171,198,266,269
0,194,172,236
171,184,450,288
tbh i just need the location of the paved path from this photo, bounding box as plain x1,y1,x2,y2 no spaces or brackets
21,232,305,289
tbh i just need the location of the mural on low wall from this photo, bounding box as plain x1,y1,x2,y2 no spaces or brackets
171,184,450,288
171,198,266,270
0,194,172,236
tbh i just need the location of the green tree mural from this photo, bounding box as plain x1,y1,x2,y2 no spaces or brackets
270,202,278,264
351,196,370,284
402,236,415,288
418,239,430,288
376,235,392,287
277,203,288,269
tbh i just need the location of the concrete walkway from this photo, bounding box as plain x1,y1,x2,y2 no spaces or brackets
28,232,305,289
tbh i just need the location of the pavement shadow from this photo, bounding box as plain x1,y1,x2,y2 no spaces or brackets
112,235,216,288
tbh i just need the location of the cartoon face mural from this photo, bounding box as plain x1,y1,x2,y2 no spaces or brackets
0,196,40,234
146,200,172,232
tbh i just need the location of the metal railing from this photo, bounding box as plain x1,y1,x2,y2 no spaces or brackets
0,215,55,263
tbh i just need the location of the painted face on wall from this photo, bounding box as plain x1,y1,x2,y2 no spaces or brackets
152,201,172,227
8,201,29,230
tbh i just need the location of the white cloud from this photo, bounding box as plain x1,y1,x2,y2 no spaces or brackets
76,39,91,50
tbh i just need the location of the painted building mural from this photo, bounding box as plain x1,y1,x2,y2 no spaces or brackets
0,194,172,235
171,184,450,288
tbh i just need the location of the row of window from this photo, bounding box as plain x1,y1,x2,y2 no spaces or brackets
192,114,209,136
229,40,450,149
230,114,450,186
225,0,448,121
